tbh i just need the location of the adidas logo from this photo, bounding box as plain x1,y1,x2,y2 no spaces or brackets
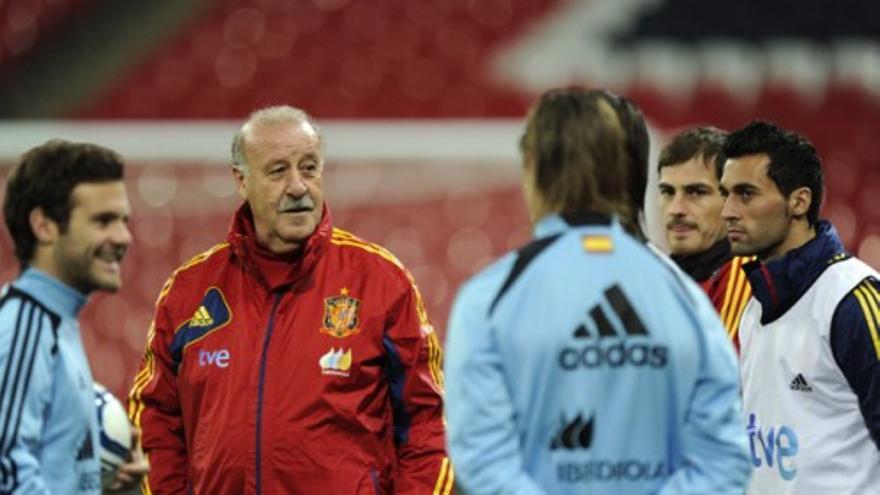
560,285,668,370
790,373,813,392
572,285,648,339
189,305,214,327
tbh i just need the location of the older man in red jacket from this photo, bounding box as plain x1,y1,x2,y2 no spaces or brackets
129,105,453,494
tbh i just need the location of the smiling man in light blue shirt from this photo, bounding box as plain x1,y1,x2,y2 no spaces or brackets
0,140,144,494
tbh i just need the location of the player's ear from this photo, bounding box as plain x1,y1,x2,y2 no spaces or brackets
232,166,248,201
787,186,812,219
30,207,59,244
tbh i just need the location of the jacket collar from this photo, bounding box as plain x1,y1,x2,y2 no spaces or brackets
534,212,613,238
743,220,848,323
14,267,87,317
671,238,732,283
227,203,333,291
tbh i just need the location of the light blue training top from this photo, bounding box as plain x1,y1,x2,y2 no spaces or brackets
0,268,101,494
445,214,751,495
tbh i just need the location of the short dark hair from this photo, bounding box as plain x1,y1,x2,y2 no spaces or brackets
520,88,649,237
658,127,727,178
723,120,824,226
3,139,125,266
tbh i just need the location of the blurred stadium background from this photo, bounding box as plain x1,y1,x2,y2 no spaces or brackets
0,0,878,397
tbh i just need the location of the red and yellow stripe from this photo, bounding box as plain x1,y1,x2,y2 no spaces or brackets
853,280,880,359
154,242,229,307
128,244,230,430
720,256,755,343
128,243,230,493
331,228,445,389
433,457,455,495
425,330,445,390
127,321,156,421
331,229,429,323
140,457,152,495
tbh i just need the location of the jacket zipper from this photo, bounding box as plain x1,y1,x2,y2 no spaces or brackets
255,293,282,495
370,468,380,494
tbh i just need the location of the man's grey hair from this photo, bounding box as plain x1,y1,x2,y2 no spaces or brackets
231,105,325,174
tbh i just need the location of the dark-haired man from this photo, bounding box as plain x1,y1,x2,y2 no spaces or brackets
0,140,146,493
721,120,880,494
658,127,752,351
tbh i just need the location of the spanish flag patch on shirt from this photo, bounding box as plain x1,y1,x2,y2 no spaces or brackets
582,235,614,253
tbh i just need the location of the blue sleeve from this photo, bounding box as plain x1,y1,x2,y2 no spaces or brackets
443,280,546,495
830,276,880,450
659,277,752,494
0,297,54,494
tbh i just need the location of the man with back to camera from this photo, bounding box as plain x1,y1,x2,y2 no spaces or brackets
128,105,452,494
720,120,880,494
658,127,753,351
444,87,751,494
0,140,147,494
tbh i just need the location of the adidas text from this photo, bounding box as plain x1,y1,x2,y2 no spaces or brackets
559,341,668,370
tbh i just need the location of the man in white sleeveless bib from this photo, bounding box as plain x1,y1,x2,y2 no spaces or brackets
720,120,880,495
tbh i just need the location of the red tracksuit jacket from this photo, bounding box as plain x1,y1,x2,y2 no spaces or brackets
700,256,753,353
129,204,453,494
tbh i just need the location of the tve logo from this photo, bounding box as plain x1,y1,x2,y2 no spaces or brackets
747,413,798,481
198,349,230,368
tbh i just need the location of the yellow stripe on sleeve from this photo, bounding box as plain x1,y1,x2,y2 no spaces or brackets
129,321,157,386
331,232,431,325
727,260,752,337
720,258,743,332
433,457,450,495
865,281,880,305
155,242,229,306
731,256,756,337
443,462,455,495
425,330,445,390
139,451,152,495
128,316,161,426
719,258,740,328
127,349,152,417
128,321,159,425
720,256,754,342
331,231,445,390
854,285,880,359
865,283,880,331
128,349,156,427
130,245,229,429
728,286,752,343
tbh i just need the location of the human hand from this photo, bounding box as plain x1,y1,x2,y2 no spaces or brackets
103,427,149,493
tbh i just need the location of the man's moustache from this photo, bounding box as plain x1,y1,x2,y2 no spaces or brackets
278,196,315,212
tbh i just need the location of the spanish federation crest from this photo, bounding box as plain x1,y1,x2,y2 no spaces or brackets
321,288,361,338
